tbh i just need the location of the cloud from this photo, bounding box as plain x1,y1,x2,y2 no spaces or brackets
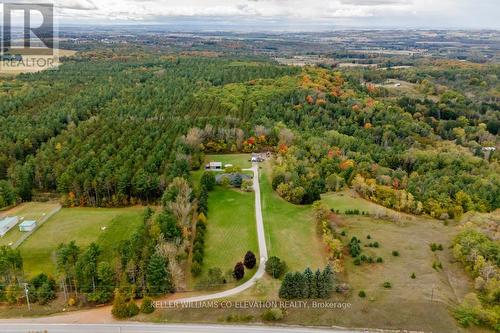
37,0,499,29
339,0,412,6
60,0,97,10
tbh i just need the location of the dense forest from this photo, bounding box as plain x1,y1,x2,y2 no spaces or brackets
0,52,498,219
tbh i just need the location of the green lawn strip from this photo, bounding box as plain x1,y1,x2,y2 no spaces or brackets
260,164,327,272
19,207,144,278
192,186,257,288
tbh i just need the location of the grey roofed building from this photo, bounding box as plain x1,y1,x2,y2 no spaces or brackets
0,216,19,237
19,220,37,232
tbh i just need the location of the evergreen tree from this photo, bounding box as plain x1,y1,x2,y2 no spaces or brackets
321,265,334,298
146,253,173,296
314,269,324,298
293,272,306,299
303,268,315,298
279,273,295,300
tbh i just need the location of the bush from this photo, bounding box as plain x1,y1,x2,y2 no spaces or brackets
191,262,202,277
37,282,56,305
349,237,361,257
127,300,140,317
376,257,383,263
411,272,416,279
233,262,245,280
244,251,257,269
383,282,392,289
358,290,366,298
262,308,284,321
265,256,286,279
353,257,361,266
112,289,129,319
201,172,216,191
140,297,155,314
392,251,400,257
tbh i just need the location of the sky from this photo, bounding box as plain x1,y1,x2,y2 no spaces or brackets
2,0,500,30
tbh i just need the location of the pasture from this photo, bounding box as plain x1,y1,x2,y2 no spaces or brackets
19,206,145,277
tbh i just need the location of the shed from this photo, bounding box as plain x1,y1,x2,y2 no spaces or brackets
19,220,37,232
205,162,223,170
0,217,19,237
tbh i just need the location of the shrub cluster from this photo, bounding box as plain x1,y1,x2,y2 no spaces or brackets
265,256,287,279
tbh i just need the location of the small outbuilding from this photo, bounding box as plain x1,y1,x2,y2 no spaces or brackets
19,220,37,232
0,217,19,237
205,162,223,170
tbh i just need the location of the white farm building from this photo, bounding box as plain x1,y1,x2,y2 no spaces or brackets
19,220,37,232
0,216,19,237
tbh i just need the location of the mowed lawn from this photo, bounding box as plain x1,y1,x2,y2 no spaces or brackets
0,202,61,247
201,186,257,280
20,207,145,278
205,154,252,169
260,163,327,271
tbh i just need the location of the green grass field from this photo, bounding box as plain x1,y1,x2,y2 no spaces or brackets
0,202,61,247
260,163,327,271
205,154,252,169
198,186,258,284
19,206,145,277
321,190,383,214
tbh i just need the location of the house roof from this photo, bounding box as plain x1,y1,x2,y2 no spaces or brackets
0,217,18,228
215,173,252,183
19,220,36,227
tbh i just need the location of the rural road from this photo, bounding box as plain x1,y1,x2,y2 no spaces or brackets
0,323,362,333
174,164,268,303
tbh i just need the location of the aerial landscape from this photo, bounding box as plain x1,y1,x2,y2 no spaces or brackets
0,1,499,332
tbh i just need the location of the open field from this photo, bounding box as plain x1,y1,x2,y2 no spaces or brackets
260,162,327,271
330,215,474,332
0,202,60,247
19,207,145,277
192,186,258,288
148,214,478,333
0,50,77,76
321,190,383,214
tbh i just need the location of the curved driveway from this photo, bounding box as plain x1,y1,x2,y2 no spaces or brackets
175,163,268,303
